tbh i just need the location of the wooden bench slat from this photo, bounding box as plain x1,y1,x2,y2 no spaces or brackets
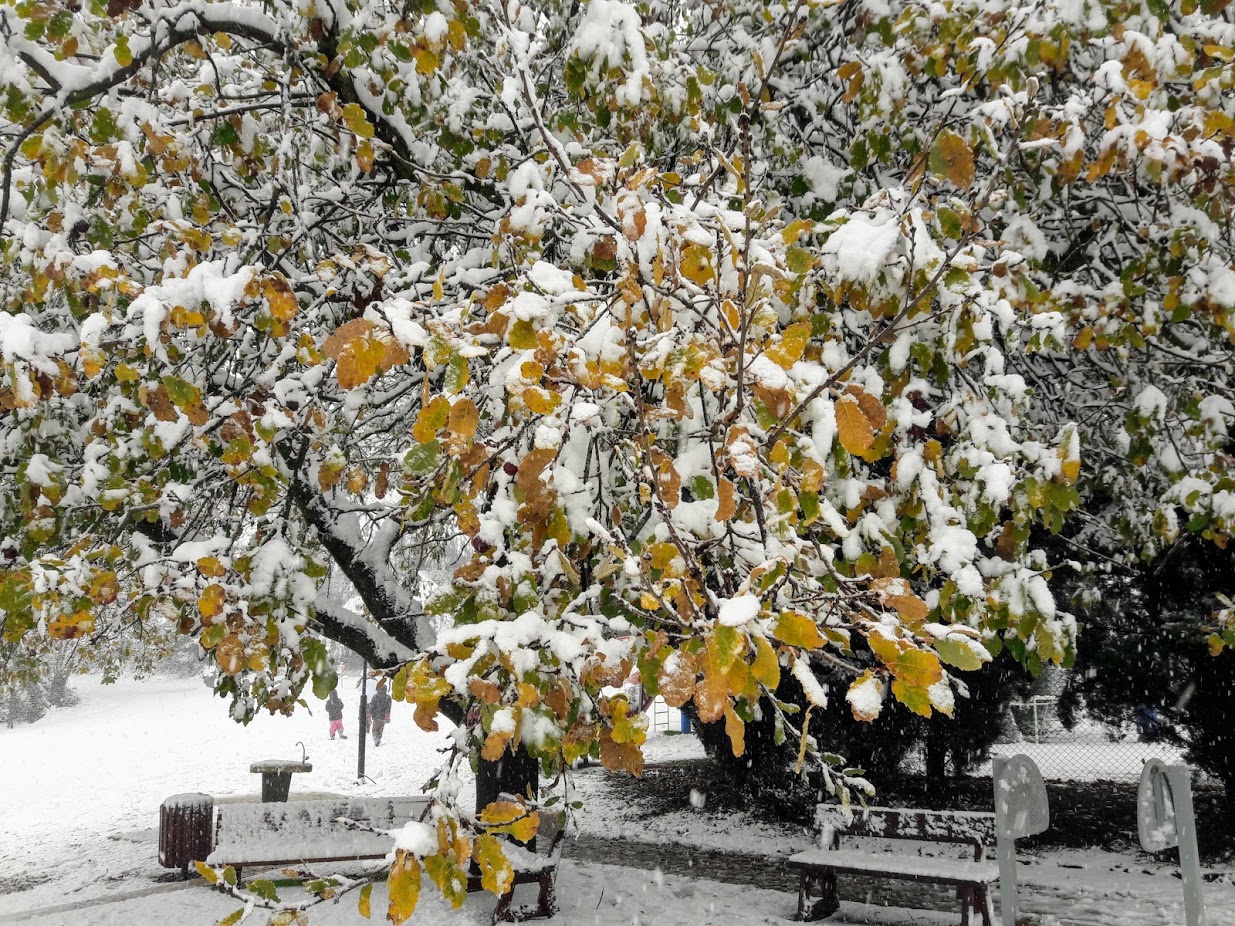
815,806,996,846
787,848,999,886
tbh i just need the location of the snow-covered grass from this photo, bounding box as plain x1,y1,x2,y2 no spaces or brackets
3,677,1235,926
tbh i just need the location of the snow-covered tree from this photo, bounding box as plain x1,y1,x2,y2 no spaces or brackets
2,0,1232,916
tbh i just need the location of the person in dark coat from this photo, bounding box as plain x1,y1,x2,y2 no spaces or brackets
368,680,392,746
326,689,347,739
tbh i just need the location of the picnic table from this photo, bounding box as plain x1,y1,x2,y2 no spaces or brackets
250,759,312,802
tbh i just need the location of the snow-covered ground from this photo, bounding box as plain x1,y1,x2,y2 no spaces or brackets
2,677,1233,926
0,674,459,917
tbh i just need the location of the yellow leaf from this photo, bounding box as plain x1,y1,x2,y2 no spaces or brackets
693,665,728,723
336,335,386,389
935,636,989,672
480,802,540,844
724,704,746,756
198,584,225,619
648,541,680,572
508,319,538,350
1060,458,1080,483
750,635,781,689
80,345,104,379
473,835,514,897
896,648,943,688
197,556,225,578
413,396,451,444
447,398,479,440
356,140,375,173
835,394,874,456
195,861,218,884
523,386,561,415
387,850,421,925
262,277,298,321
766,321,811,369
892,679,933,717
680,242,714,286
414,44,441,75
1208,633,1225,657
771,611,825,650
357,881,372,918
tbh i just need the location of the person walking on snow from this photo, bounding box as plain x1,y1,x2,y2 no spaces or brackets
326,689,347,740
368,680,392,747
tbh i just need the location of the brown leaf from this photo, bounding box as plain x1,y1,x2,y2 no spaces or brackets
846,385,887,430
599,726,644,777
715,476,737,522
935,131,975,189
140,383,178,422
321,318,373,360
658,652,696,708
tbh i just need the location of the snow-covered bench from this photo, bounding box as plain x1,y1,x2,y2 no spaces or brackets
788,806,999,923
207,796,430,882
469,812,567,923
208,796,565,922
788,756,1049,925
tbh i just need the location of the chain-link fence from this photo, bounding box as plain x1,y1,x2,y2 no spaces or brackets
982,690,1187,783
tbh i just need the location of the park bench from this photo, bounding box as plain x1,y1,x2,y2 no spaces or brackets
206,796,430,881
787,755,1049,925
204,795,564,922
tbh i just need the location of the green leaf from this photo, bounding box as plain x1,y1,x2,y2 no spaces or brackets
935,637,988,672
217,910,244,926
312,666,339,700
162,375,199,408
786,246,812,274
248,879,279,901
690,475,715,500
799,491,820,524
212,122,240,146
113,37,133,67
405,440,441,476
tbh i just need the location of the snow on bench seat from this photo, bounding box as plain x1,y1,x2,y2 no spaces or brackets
208,797,429,867
786,847,999,885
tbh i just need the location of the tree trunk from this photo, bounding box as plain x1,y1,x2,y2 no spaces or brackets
476,744,539,846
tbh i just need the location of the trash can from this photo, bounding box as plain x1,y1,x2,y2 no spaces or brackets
159,793,214,879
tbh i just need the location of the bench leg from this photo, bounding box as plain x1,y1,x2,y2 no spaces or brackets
534,872,557,919
975,886,993,926
958,886,970,926
796,870,840,922
492,888,514,924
